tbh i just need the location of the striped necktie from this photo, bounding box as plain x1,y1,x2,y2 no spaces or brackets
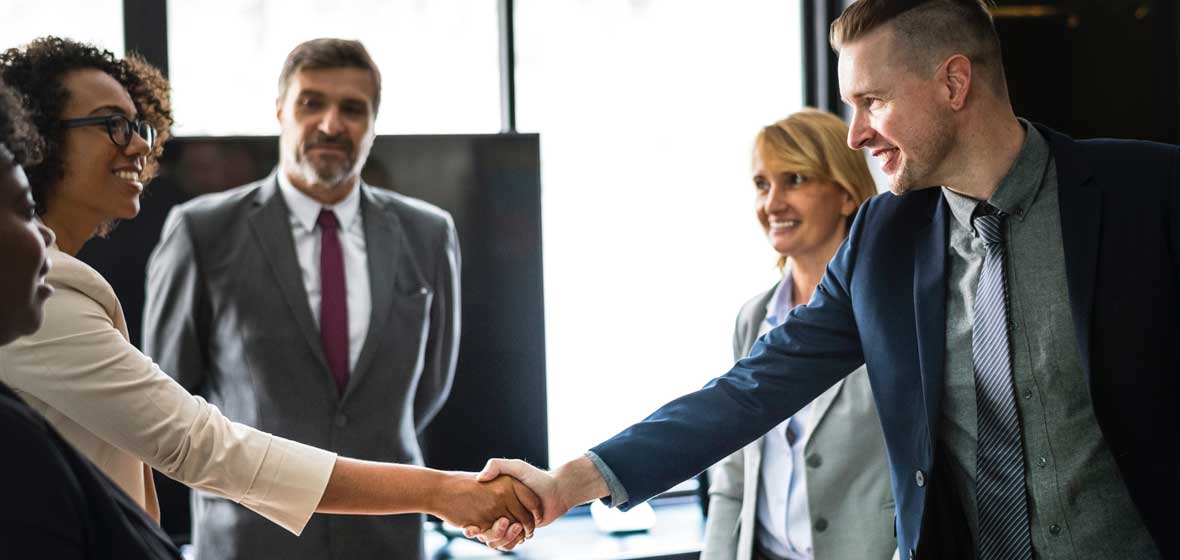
972,205,1032,560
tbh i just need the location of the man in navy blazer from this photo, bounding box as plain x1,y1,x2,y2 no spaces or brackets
473,1,1179,557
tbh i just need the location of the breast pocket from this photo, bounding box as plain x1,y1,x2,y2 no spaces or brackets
385,284,434,355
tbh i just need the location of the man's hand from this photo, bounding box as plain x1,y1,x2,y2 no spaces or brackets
464,456,610,551
431,472,541,539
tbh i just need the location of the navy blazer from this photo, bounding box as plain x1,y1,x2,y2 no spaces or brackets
591,124,1180,558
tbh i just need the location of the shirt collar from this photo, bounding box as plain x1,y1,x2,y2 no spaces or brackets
942,118,1051,231
763,262,796,327
276,171,363,232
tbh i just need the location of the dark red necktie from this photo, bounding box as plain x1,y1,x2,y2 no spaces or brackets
317,209,349,394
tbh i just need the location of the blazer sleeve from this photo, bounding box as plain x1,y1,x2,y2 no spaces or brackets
413,214,461,429
589,226,865,508
0,282,338,536
143,208,208,392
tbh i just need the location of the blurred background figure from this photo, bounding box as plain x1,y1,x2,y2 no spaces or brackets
702,109,893,560
143,38,463,559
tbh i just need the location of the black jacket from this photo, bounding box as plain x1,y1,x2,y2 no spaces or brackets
0,382,180,559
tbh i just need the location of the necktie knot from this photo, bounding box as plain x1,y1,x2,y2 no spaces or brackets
972,205,1007,246
317,209,340,231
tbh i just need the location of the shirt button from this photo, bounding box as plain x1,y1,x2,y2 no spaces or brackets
915,470,927,487
814,518,828,532
1037,456,1048,468
1050,524,1061,535
1022,389,1033,400
334,414,348,428
806,454,823,468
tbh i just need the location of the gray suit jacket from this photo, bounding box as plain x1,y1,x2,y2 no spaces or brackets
702,283,894,560
143,176,460,560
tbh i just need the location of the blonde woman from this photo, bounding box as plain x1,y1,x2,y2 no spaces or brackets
702,109,894,560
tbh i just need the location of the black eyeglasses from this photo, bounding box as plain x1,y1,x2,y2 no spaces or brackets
60,114,156,148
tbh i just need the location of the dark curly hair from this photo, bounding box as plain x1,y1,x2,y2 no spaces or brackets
0,36,172,214
0,78,43,170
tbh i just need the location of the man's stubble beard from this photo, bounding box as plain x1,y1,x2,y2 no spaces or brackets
889,119,956,196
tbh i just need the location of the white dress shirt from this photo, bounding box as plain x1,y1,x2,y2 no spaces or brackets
276,173,371,372
755,270,818,560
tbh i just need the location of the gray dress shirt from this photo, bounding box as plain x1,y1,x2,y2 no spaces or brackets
939,121,1159,559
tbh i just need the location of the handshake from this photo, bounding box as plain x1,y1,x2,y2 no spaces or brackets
436,456,607,551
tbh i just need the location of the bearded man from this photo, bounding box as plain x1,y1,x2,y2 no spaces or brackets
144,38,460,560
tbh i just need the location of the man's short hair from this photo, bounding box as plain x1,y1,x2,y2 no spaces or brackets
277,38,382,113
830,0,1006,94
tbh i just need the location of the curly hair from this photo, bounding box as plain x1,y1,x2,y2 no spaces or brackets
0,78,43,169
0,36,172,214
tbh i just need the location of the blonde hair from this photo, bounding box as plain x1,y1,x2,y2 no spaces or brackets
753,108,877,269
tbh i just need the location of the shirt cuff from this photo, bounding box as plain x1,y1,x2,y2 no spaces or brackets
584,450,629,508
238,436,337,535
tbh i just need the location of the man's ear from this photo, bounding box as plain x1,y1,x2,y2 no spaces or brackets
275,97,284,124
942,54,973,111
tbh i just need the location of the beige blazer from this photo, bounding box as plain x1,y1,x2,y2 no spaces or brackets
0,248,337,535
702,283,896,560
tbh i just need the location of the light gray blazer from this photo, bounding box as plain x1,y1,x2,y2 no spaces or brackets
701,283,895,560
143,176,460,560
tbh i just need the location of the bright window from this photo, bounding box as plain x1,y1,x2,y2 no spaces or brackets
516,0,804,465
0,0,124,55
167,0,501,136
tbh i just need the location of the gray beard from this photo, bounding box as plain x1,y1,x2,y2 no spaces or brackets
296,157,353,189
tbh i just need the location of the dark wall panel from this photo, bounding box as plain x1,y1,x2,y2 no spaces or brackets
996,1,1178,143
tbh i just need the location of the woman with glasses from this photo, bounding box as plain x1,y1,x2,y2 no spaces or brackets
0,36,539,543
701,110,895,560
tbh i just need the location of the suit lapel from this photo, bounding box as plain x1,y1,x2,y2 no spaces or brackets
738,284,778,357
913,191,950,440
247,178,333,388
808,378,847,433
1042,125,1100,386
341,186,403,401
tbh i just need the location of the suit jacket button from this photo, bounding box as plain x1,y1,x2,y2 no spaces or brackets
334,414,348,428
813,518,828,532
915,469,926,487
806,454,823,468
